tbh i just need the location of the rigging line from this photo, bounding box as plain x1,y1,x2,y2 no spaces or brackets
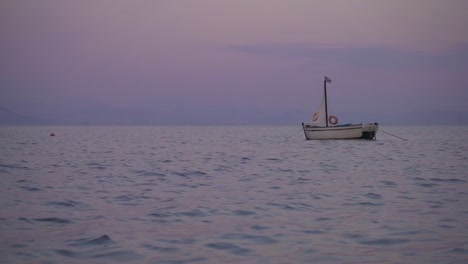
285,126,303,139
380,130,408,141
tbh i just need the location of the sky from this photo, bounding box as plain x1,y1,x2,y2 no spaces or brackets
1,0,468,124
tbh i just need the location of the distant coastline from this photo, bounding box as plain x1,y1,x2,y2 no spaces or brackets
1,107,466,125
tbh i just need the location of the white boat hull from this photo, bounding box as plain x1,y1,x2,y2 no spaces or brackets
302,123,378,140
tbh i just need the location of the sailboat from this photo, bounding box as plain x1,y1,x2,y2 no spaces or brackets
301,76,378,140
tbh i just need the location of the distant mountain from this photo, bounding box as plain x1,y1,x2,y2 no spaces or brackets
1,106,466,125
0,107,38,124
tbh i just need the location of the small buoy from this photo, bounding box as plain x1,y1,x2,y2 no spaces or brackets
50,132,55,137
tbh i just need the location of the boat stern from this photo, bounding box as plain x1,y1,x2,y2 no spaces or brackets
361,122,379,140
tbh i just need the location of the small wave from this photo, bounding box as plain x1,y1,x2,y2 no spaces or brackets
417,183,439,187
397,196,415,200
358,238,411,246
54,249,78,258
0,164,31,170
250,225,270,230
171,171,188,177
358,202,383,206
55,249,140,261
141,172,166,177
113,194,140,202
158,239,196,245
438,224,454,229
17,217,33,223
10,243,27,248
155,257,207,264
430,178,465,183
68,235,114,247
452,248,468,254
267,202,297,210
214,165,232,172
141,243,178,252
388,229,432,236
413,177,426,181
439,218,456,222
34,217,72,224
380,180,397,186
205,242,251,255
190,171,207,176
231,210,256,216
220,233,277,245
92,250,140,260
19,186,41,192
86,162,107,170
148,213,176,224
364,193,383,199
296,177,312,182
171,170,208,177
148,212,172,218
47,200,83,208
343,233,365,240
55,234,141,261
176,210,208,217
303,230,326,234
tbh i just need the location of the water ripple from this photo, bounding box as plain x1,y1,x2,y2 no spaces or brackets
220,233,277,245
67,235,114,247
430,178,465,183
231,210,256,216
47,200,85,208
33,217,72,224
205,242,252,255
1,125,467,264
364,193,383,199
141,243,178,252
358,238,411,246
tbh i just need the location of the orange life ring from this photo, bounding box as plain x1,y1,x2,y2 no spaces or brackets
329,115,338,125
312,112,319,122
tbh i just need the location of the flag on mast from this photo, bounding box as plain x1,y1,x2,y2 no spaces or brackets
324,76,332,83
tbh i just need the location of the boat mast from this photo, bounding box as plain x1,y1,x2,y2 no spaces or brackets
324,76,329,127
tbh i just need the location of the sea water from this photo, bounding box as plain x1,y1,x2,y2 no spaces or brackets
0,125,467,264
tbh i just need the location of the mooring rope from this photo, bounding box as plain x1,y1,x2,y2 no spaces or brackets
380,129,408,141
285,126,303,139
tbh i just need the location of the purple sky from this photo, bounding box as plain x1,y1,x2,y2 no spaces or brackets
1,0,467,124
